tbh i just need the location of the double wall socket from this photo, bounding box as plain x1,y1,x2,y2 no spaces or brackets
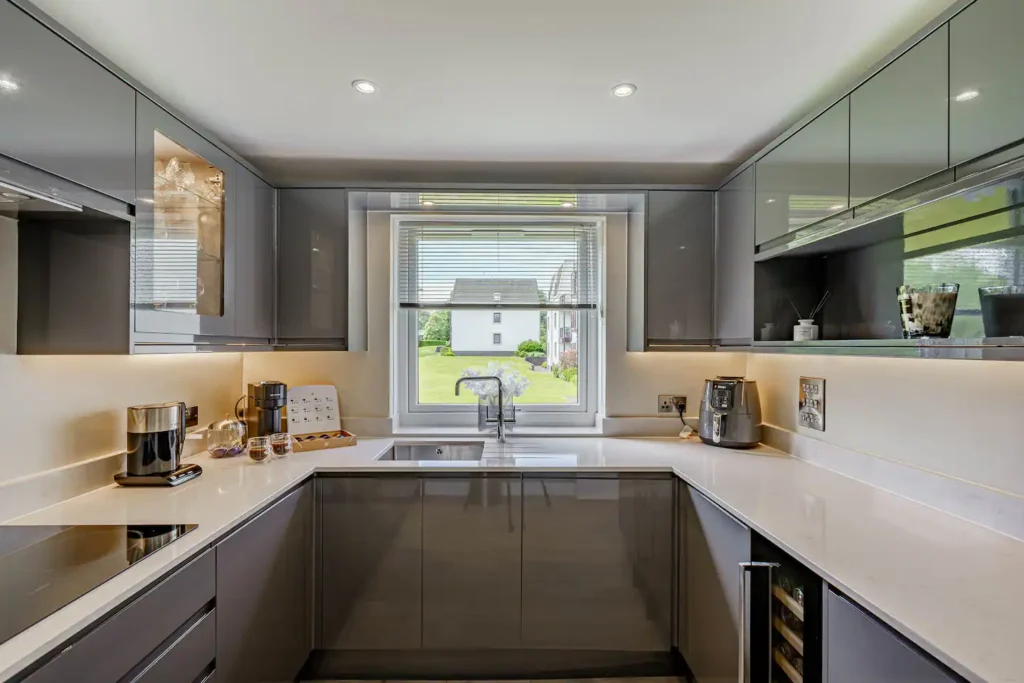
658,395,686,415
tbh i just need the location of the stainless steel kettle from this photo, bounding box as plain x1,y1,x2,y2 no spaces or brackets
698,377,762,448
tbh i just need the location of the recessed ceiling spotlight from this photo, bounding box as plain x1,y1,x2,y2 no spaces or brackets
352,79,377,94
0,77,19,92
829,203,845,211
561,202,575,208
955,89,979,102
766,198,776,204
611,83,637,98
421,201,435,207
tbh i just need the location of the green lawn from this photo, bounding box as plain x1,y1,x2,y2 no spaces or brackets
418,347,577,404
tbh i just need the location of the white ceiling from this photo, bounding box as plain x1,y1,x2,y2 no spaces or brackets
31,0,958,183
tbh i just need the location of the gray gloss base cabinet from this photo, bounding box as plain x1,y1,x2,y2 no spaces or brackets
318,476,423,649
522,475,673,651
0,0,136,203
423,475,521,649
680,485,750,683
645,191,714,346
826,590,959,683
277,189,348,344
216,483,313,683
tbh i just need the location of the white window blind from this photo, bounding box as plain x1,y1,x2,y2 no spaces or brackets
397,221,599,309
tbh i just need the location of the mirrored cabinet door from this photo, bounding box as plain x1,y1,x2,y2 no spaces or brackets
134,94,236,337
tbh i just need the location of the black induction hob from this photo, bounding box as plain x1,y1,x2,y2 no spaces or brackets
0,524,197,646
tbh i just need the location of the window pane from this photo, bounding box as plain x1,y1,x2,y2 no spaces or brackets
417,309,578,405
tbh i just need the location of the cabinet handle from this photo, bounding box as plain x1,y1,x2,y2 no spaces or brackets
737,561,779,683
0,178,82,211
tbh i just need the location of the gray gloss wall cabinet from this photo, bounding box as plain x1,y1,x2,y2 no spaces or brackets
714,167,755,344
646,191,714,346
682,486,751,682
850,25,949,204
234,167,275,339
0,1,135,203
134,94,237,338
25,550,216,683
277,189,348,343
216,483,313,683
522,475,673,651
422,475,522,649
755,98,851,245
949,0,1024,167
826,590,959,683
319,476,422,649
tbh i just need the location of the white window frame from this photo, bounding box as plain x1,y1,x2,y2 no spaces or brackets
394,213,601,429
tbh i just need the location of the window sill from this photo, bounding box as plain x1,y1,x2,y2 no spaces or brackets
392,425,605,438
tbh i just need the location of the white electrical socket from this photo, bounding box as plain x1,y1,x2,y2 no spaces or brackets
658,395,686,415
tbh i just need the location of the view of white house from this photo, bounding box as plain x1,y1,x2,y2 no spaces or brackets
545,260,580,361
450,279,541,356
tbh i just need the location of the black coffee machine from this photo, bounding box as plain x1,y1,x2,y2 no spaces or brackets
115,402,202,487
243,381,288,439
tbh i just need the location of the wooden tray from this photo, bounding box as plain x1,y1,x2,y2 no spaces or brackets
292,430,357,451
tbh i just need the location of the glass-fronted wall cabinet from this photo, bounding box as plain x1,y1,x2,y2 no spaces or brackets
134,94,237,338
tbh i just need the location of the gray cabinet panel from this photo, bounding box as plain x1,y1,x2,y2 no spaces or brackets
422,475,522,649
619,476,675,645
827,590,958,683
26,550,215,683
0,1,135,202
320,476,422,649
134,95,237,338
714,167,755,344
950,0,1024,166
277,189,348,341
216,484,313,683
233,168,274,339
755,98,850,244
130,608,216,683
683,487,751,683
851,26,949,204
522,475,672,651
646,191,714,345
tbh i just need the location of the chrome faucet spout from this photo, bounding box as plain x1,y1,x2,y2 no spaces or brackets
454,376,506,443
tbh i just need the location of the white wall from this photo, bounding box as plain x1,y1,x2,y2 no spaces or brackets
452,309,537,354
747,353,1024,498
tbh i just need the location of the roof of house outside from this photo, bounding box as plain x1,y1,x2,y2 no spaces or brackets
450,278,543,305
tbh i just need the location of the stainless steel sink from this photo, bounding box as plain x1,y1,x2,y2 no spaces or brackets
390,442,485,461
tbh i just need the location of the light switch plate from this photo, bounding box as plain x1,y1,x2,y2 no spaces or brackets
658,395,686,415
798,377,825,431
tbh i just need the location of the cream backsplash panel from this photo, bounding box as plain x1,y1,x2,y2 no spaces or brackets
0,353,242,483
748,353,1024,498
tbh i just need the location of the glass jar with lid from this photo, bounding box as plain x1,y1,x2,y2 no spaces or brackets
205,415,247,458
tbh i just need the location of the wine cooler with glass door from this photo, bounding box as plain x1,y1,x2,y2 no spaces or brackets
748,534,823,683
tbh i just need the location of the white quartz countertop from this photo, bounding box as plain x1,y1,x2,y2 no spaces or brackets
2,436,1022,683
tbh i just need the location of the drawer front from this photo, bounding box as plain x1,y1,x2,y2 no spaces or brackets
26,550,215,683
131,608,215,683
